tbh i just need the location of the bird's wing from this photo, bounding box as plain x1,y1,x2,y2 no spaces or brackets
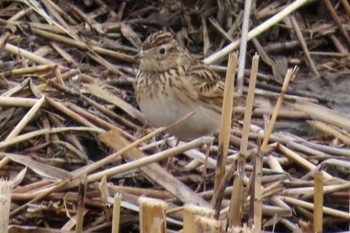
186,62,242,113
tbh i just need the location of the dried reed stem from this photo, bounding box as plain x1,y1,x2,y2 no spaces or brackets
340,0,350,17
290,16,319,76
0,64,56,77
302,180,350,200
74,112,195,179
0,96,46,167
84,84,145,124
10,125,170,217
5,44,53,64
307,120,350,146
0,127,103,151
46,97,98,128
204,0,312,64
236,0,253,94
322,0,350,47
7,96,45,139
98,128,209,207
86,136,213,184
0,97,38,107
289,101,350,131
283,196,350,220
278,144,332,179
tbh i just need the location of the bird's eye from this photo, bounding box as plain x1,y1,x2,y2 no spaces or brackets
158,48,166,55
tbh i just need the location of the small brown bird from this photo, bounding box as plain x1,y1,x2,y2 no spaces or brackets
135,31,240,140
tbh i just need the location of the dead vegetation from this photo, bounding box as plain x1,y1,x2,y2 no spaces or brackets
0,0,350,232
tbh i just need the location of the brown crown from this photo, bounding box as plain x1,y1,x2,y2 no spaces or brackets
142,31,174,50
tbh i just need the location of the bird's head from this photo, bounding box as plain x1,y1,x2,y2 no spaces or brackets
137,31,191,72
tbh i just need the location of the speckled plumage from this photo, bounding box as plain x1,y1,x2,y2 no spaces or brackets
135,31,240,140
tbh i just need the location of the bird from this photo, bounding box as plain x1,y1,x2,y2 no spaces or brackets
135,30,241,142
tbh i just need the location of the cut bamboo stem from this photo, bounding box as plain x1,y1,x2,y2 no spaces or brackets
231,54,259,227
54,65,64,86
260,67,296,151
0,180,12,233
75,175,87,233
213,53,237,212
112,193,122,233
253,67,295,233
240,54,259,160
313,172,323,233
194,216,223,233
229,176,244,227
228,224,253,233
183,204,214,233
139,197,167,233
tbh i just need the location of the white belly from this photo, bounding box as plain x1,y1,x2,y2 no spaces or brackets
138,92,220,140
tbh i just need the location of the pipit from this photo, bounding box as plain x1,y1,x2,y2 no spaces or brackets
135,31,241,141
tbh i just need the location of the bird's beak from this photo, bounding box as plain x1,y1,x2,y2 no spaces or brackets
134,50,144,59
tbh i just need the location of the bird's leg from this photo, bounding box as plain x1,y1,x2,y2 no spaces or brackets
159,134,170,152
196,140,212,192
166,138,180,170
